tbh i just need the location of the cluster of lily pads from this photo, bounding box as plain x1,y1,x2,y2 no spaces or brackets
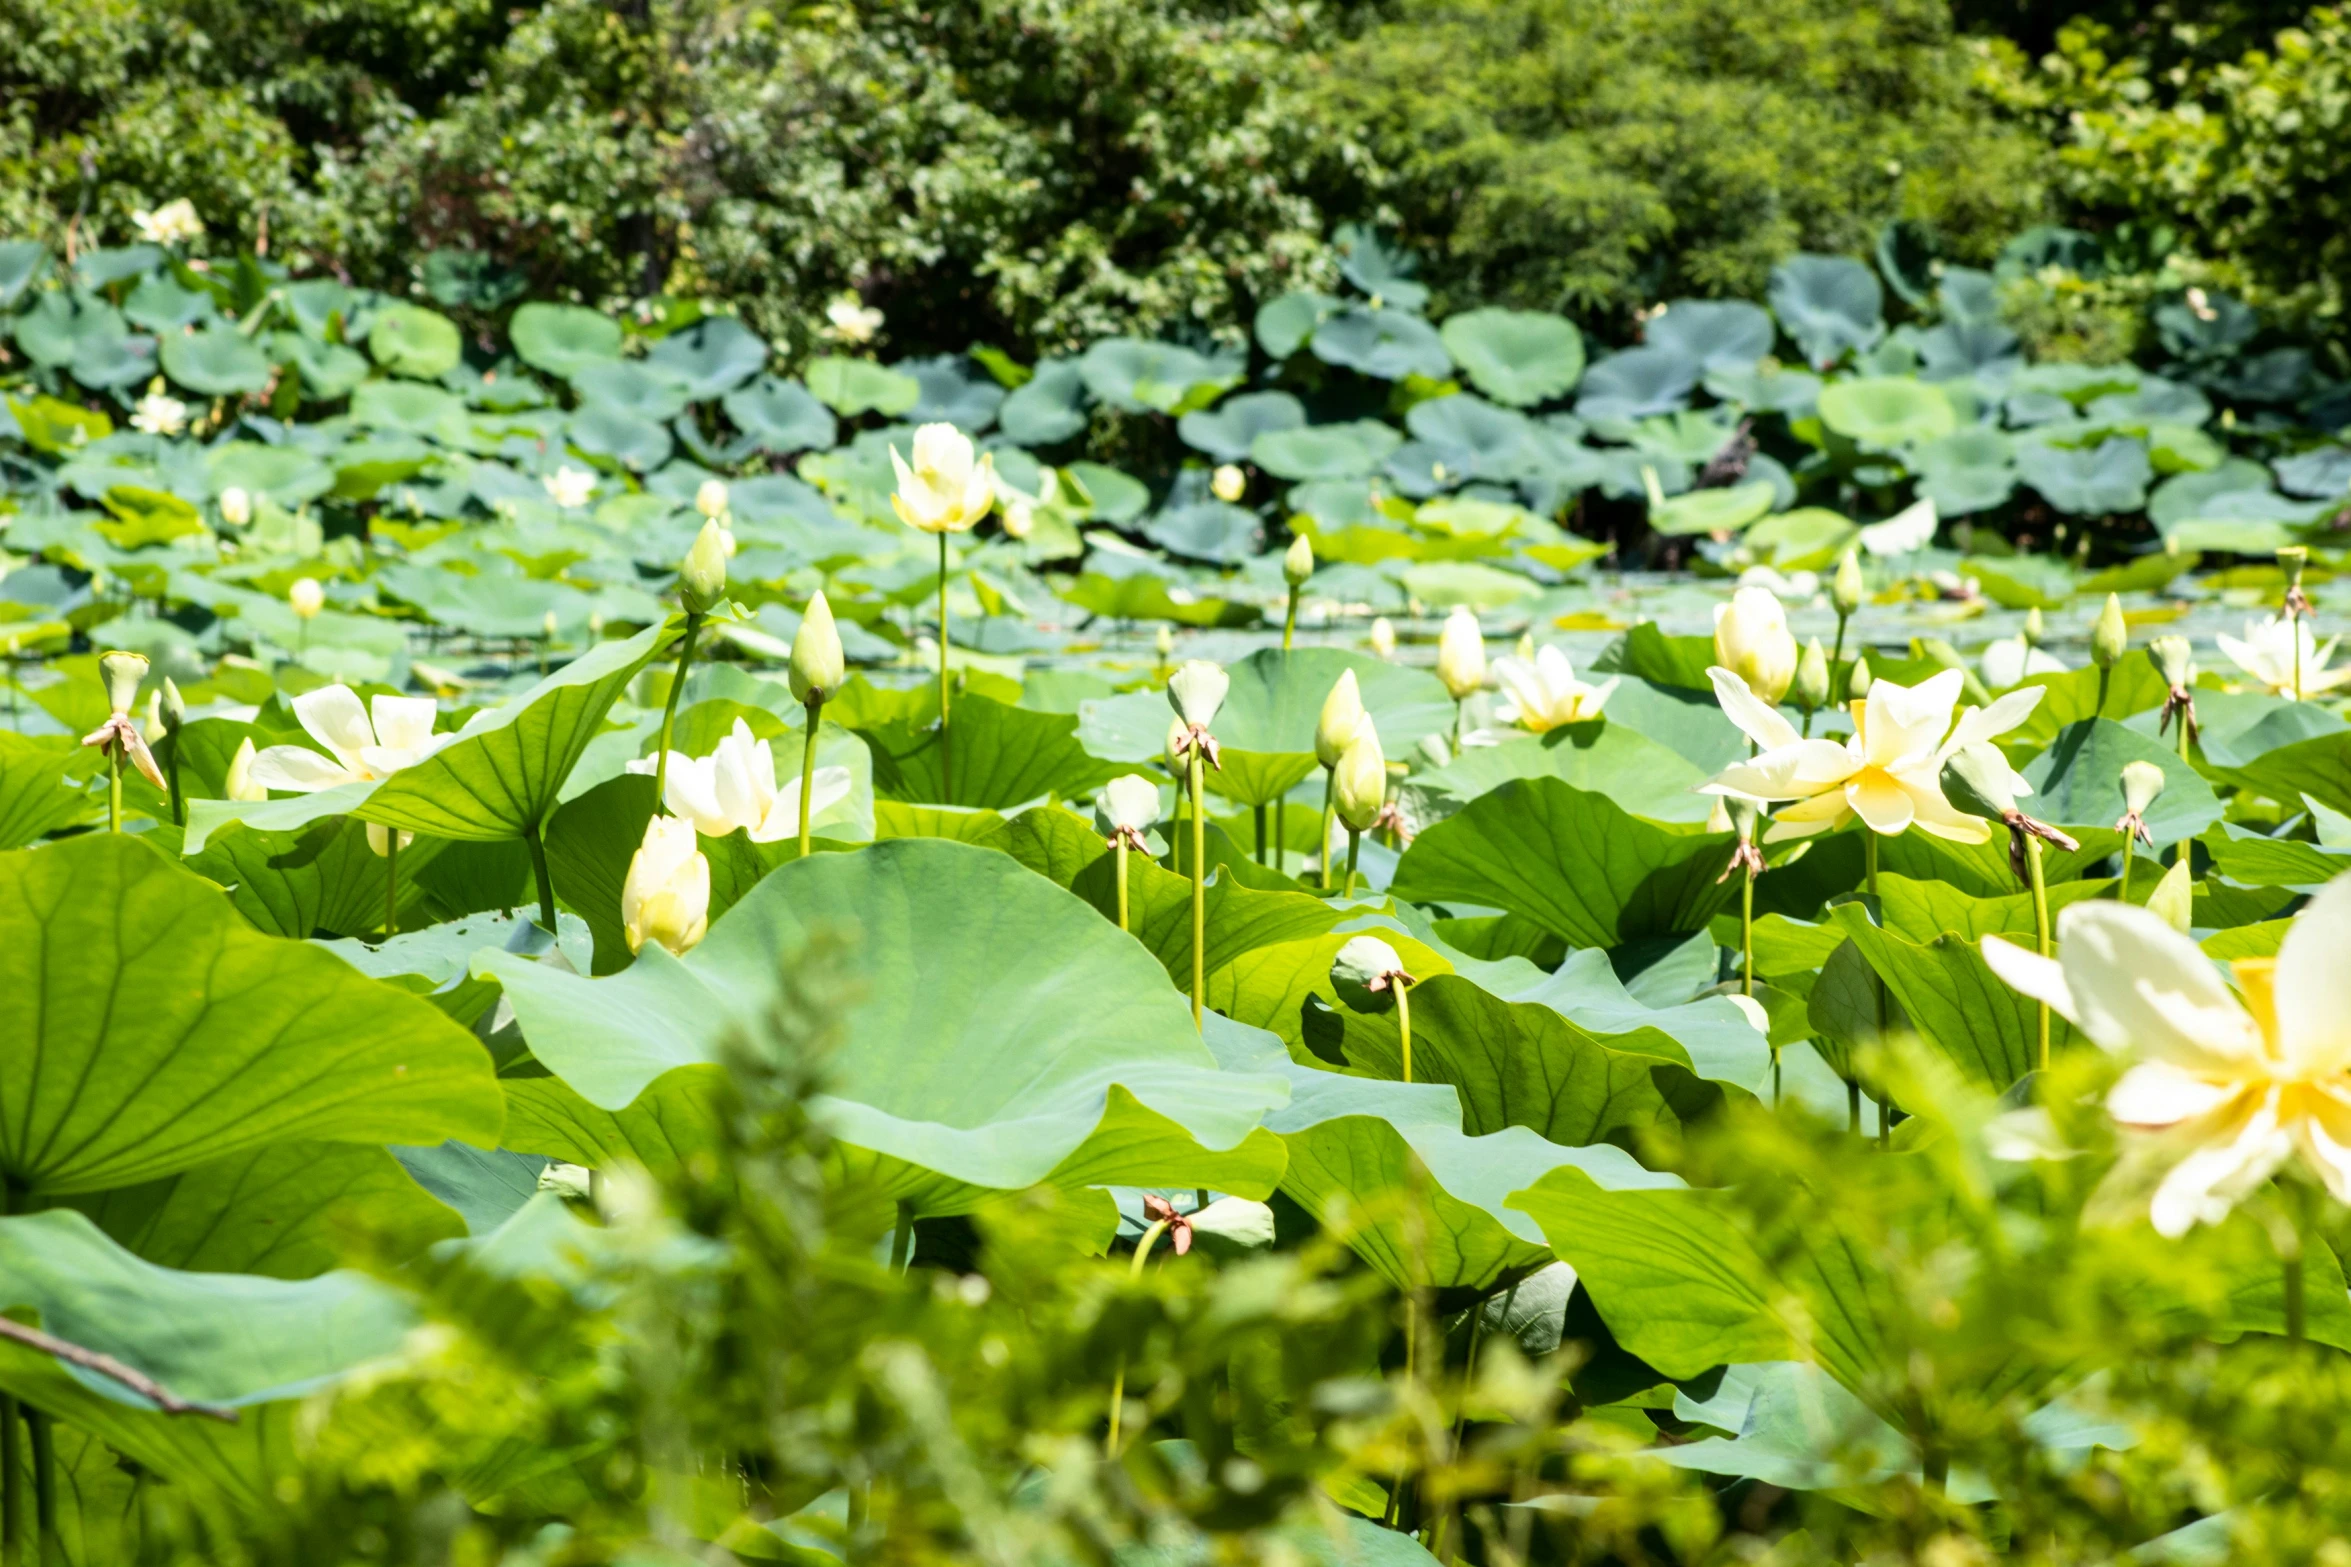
5,227,2351,1558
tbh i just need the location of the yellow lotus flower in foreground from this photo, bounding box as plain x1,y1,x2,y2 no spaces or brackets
622,815,710,956
1492,645,1616,732
1984,878,2351,1237
1701,666,2040,844
890,423,996,534
2218,615,2349,698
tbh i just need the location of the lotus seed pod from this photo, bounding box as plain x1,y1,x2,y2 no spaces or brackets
695,478,730,520
98,651,148,716
680,519,729,613
1164,715,1190,774
2121,759,2167,817
1166,659,1229,728
1369,617,1397,659
1315,669,1366,769
1211,463,1247,503
1713,586,1798,705
622,815,711,957
288,577,325,620
1831,549,1864,616
2023,607,2044,648
1330,934,1404,1012
1283,533,1314,588
2150,634,2195,689
1792,637,1830,711
218,485,252,527
2091,594,2127,670
1940,741,2021,823
1331,725,1387,833
2280,544,2309,593
788,590,846,705
1435,607,1487,699
223,736,267,801
159,676,185,734
1095,773,1161,836
1847,654,1874,697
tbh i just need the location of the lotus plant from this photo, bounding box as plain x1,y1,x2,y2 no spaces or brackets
655,519,730,810
83,652,165,832
2220,614,2344,701
891,422,996,800
1282,534,1313,652
788,592,847,855
1435,607,1486,745
1315,671,1367,888
621,815,710,958
1332,935,1417,1081
630,719,852,845
2115,759,2166,899
1332,720,1387,900
1094,774,1160,933
248,685,452,933
1491,644,1615,733
1167,660,1228,1028
2090,592,2127,715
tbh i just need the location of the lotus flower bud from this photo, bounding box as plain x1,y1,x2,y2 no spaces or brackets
2091,594,2127,670
788,590,846,705
2280,544,2309,594
2149,634,2194,690
1330,934,1406,1012
1369,617,1396,660
1316,669,1366,769
622,815,710,957
680,519,729,614
542,609,559,640
1094,773,1161,838
142,689,163,743
2023,607,2044,648
224,736,267,801
1847,654,1873,698
160,676,185,735
1792,637,1830,711
1332,725,1387,833
889,422,996,534
2121,759,2167,818
1713,586,1798,705
218,486,252,527
1166,659,1229,729
1940,741,2022,823
1436,607,1486,699
1831,549,1864,616
1155,624,1174,661
364,822,416,858
1164,715,1190,775
289,577,324,620
1211,464,1247,503
99,651,148,716
1283,534,1314,588
695,478,730,520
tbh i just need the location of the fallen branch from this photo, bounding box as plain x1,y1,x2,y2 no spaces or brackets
0,1315,237,1423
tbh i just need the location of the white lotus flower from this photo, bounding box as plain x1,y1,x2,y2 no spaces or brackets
132,199,203,246
131,392,189,437
544,466,596,509
1701,666,2041,844
1492,645,1616,732
622,815,710,957
1984,879,2351,1238
2217,615,2348,697
890,422,996,534
246,686,452,793
1211,464,1247,503
695,478,730,520
826,295,884,344
628,718,852,842
1981,635,2066,689
288,577,325,619
1858,496,1937,557
218,486,253,526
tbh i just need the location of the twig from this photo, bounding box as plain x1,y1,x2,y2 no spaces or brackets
0,1317,236,1422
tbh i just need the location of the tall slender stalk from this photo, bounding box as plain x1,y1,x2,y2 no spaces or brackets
1344,828,1362,901
1866,831,1890,1148
384,832,400,941
525,820,558,931
651,613,704,811
28,1407,51,1563
1282,586,1299,652
1395,980,1413,1084
163,729,184,826
107,745,122,833
2119,832,2137,901
1318,771,1335,889
1188,750,1207,1031
2026,833,2053,1072
1105,1216,1173,1455
0,1393,18,1567
798,701,821,856
1274,801,1286,876
1116,839,1130,932
1253,803,1267,866
937,533,954,801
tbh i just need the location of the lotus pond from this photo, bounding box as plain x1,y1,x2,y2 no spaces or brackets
6,238,2351,1563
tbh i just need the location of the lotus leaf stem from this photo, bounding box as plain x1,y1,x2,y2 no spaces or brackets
652,611,704,812
1395,978,1413,1084
1105,1216,1173,1455
525,820,558,931
1253,803,1267,866
163,727,184,826
1282,586,1298,652
1829,611,1848,703
384,831,399,940
2026,833,2052,1072
937,532,953,801
2119,832,2136,902
28,1407,51,1558
1189,749,1206,1031
1344,828,1361,902
1318,769,1335,889
799,699,821,856
1274,799,1286,876
1115,839,1130,932
1867,830,1890,1149
889,1201,914,1274
0,1395,17,1564
106,743,122,832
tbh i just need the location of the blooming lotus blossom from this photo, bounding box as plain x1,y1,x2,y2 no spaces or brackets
1984,878,2351,1237
890,423,996,533
622,815,710,957
544,466,596,509
826,295,883,344
247,687,451,794
1981,634,2066,689
1492,645,1617,731
2217,615,2348,698
131,393,188,437
1701,666,2040,844
629,718,852,842
132,199,203,246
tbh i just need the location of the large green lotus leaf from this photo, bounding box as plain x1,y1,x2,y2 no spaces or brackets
0,1210,416,1504
478,839,1290,1215
723,375,837,453
1210,927,1458,1050
1647,477,1776,537
1390,777,1736,948
2180,689,2347,771
1404,721,1714,825
1057,567,1263,628
851,690,1120,809
643,314,767,398
543,772,659,973
1816,376,1955,451
996,358,1089,444
1069,851,1350,995
2201,821,2351,891
500,1066,723,1183
974,801,1110,887
1310,308,1450,382
358,619,671,840
2002,659,2171,744
319,907,586,1030
2218,730,2351,819
568,401,673,470
1250,420,1402,482
367,303,462,379
806,355,920,417
63,1142,462,1277
1767,254,1885,369
181,777,378,853
1177,390,1306,463
2020,718,2219,849
0,834,503,1196
509,302,623,377
2016,436,2152,514
1438,308,1584,407
159,326,274,396
1501,948,1773,1091
1077,338,1239,415
389,1142,550,1236
0,732,91,847
185,814,447,938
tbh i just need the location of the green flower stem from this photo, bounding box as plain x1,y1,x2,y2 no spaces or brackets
1741,871,1755,999
107,744,122,833
525,819,558,931
1189,749,1207,1031
938,532,954,802
2026,832,2052,1072
799,699,822,856
2119,833,2136,902
1253,803,1267,866
1829,611,1850,702
1274,800,1286,876
2095,667,2110,719
1282,587,1299,652
1115,840,1130,932
164,729,184,826
1867,830,1890,1148
0,1393,17,1567
1105,1216,1173,1455
1344,828,1361,902
1318,770,1335,889
652,611,705,812
27,1406,51,1561
890,1200,914,1274
2177,707,2192,764
384,832,400,941
1396,979,1413,1085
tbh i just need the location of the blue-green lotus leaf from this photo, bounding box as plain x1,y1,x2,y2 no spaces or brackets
573,359,692,422
568,402,673,471
1405,393,1534,478
1178,390,1306,462
1078,338,1240,414
1250,420,1403,482
1255,290,1341,359
997,358,1089,444
349,378,471,442
1438,308,1586,406
1767,254,1885,369
902,353,1004,431
1333,223,1428,312
2015,435,2152,515
642,314,767,398
366,303,461,379
509,302,623,378
1576,347,1699,421
722,375,838,454
15,292,123,370
69,328,156,389
2276,445,2351,500
806,354,921,418
121,274,217,333
1817,376,1957,452
161,326,274,396
1645,300,1774,373
1310,308,1450,381
1144,500,1261,564
0,240,46,307
267,331,370,401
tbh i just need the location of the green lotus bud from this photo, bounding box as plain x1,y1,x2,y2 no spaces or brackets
159,676,186,734
679,518,729,614
2280,544,2309,593
788,590,846,705
99,651,148,716
1792,637,1830,711
2149,634,2194,690
2023,607,2044,648
2121,759,2167,818
1166,659,1229,728
1831,549,1864,616
1940,741,2021,823
1283,533,1314,588
1155,624,1174,660
1847,654,1873,698
2091,593,2127,670
1330,934,1405,1012
1095,773,1161,838
1369,617,1396,659
1316,669,1366,769
1331,725,1387,833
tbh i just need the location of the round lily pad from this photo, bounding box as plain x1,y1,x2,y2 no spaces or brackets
997,359,1089,445
1178,391,1306,463
1643,300,1773,374
1767,253,1885,369
1250,420,1404,482
1439,308,1585,406
367,304,462,380
643,315,768,399
510,303,624,378
1310,308,1451,382
723,376,837,454
1816,376,1957,451
161,326,275,396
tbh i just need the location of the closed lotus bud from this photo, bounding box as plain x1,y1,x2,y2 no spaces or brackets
889,422,997,534
160,676,186,734
2121,759,2167,818
1792,637,1830,711
1831,549,1864,616
542,609,559,640
1166,659,1229,728
680,519,729,614
695,478,730,520
218,486,252,527
2023,607,2044,648
789,590,846,705
1330,934,1405,1012
1283,534,1314,588
1155,624,1174,660
99,651,148,716
1848,654,1873,697
1094,773,1161,837
1211,463,1247,503
224,736,267,801
2280,544,2309,594
1316,669,1367,769
1436,607,1486,699
1713,586,1798,704
622,815,710,957
1369,617,1396,659
2091,594,2127,670
288,577,324,620
1332,725,1387,833
2150,634,2194,690
1940,741,2022,823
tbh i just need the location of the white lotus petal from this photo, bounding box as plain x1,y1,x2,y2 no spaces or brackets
245,744,362,794
2275,874,2351,1075
2054,900,2264,1069
291,684,376,772
1982,934,2081,1025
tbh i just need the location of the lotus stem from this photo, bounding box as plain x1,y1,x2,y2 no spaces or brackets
164,727,184,826
799,698,821,856
1106,1215,1173,1455
1741,871,1755,1000
1867,830,1890,1149
652,611,704,812
0,1395,18,1566
2286,1180,2315,1356
1344,827,1361,902
2177,709,2191,764
2027,833,2052,1073
1318,769,1335,889
384,831,399,941
525,819,558,931
938,532,953,801
1829,612,1849,703
107,744,122,832
1115,840,1130,932
2095,667,2110,719
28,1407,51,1560
1275,799,1286,876
889,1200,914,1274
1189,750,1207,1031
1254,803,1267,866
1396,979,1413,1085
1283,587,1299,652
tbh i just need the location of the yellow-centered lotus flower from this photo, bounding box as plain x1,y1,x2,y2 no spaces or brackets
622,815,710,957
890,423,997,534
1492,645,1616,732
2218,615,2348,697
1701,666,2041,844
1712,586,1798,705
248,687,451,793
1984,878,2351,1237
630,718,852,842
132,392,188,437
544,465,596,510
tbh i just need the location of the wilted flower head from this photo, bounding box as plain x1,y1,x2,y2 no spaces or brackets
1330,934,1410,1012
1095,774,1161,846
2117,759,2166,847
83,653,165,790
99,651,148,716
890,423,996,534
622,815,710,957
